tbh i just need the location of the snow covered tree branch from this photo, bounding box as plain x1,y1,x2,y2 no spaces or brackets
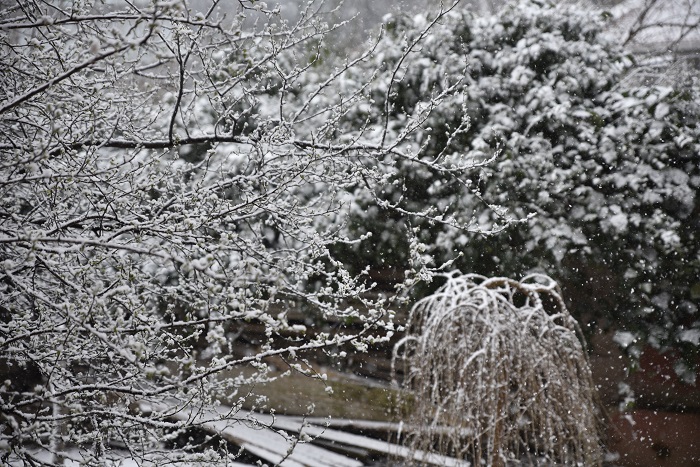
615,0,700,53
0,0,499,464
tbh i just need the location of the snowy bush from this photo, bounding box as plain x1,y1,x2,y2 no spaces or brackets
331,0,700,364
393,273,603,466
0,0,494,464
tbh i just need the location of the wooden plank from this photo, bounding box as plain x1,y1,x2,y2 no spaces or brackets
160,402,467,466
238,443,307,467
254,414,468,466
296,417,401,432
163,404,363,467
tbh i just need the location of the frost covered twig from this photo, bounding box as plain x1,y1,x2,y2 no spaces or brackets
0,0,501,464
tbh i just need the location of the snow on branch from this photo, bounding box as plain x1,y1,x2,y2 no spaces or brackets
0,0,506,464
393,273,603,466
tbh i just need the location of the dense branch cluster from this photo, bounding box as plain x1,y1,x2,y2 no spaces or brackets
0,0,493,464
1,0,697,464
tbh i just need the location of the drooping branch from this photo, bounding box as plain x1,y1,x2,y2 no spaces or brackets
393,273,603,466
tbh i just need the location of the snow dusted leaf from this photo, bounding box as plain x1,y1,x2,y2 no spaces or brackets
339,0,699,363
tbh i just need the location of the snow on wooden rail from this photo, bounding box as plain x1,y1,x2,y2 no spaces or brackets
161,403,467,466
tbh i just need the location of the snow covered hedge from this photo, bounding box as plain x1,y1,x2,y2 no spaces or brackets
327,0,700,367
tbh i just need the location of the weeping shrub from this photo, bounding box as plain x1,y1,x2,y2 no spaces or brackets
392,273,603,466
